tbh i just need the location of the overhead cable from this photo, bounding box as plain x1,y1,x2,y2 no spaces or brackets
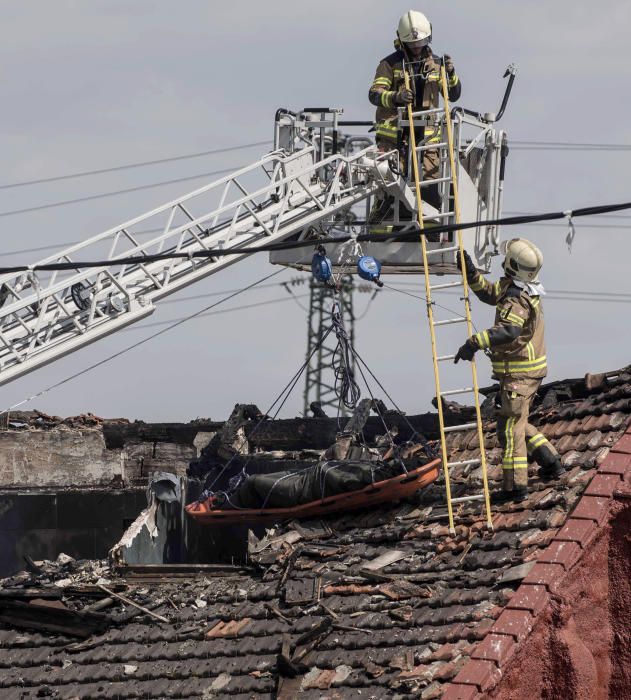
3,199,631,274
0,269,285,417
0,166,241,219
511,140,631,151
123,293,309,332
0,141,270,190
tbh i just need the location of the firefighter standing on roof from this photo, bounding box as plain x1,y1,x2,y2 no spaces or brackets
453,240,565,502
368,10,462,223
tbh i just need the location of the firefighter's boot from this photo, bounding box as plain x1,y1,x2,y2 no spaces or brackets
538,456,565,481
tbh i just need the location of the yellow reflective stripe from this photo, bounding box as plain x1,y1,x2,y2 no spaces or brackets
373,77,392,88
526,341,535,361
493,281,501,296
531,297,540,307
502,457,528,469
471,276,490,293
504,416,515,466
475,330,490,349
528,433,548,449
376,121,398,134
506,312,525,327
380,91,395,108
426,72,441,82
492,356,547,374
448,74,459,88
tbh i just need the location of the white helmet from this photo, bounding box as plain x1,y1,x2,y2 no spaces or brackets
397,10,432,47
500,238,543,283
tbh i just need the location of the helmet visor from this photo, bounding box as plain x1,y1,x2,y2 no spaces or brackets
405,37,431,49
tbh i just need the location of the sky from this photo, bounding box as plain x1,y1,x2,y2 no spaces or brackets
0,1,630,422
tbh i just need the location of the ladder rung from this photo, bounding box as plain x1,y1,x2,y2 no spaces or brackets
441,388,475,397
450,494,486,505
431,281,462,291
433,317,466,327
430,212,455,219
443,422,478,432
420,177,451,186
424,245,459,256
437,354,456,362
447,458,481,468
416,142,448,152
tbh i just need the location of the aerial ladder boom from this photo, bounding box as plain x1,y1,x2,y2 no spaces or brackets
0,93,509,391
0,143,387,387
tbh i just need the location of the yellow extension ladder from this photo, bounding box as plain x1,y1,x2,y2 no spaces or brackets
404,67,493,534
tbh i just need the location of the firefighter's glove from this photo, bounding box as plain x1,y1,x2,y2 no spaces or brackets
444,54,456,75
454,338,477,364
455,250,477,278
394,88,414,106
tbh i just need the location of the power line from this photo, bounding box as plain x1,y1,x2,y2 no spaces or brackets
3,198,630,274
124,293,310,332
511,140,631,151
0,166,241,219
0,141,271,190
7,216,631,260
506,210,631,221
0,269,285,416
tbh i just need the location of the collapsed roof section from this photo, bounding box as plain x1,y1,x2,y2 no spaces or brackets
0,366,629,698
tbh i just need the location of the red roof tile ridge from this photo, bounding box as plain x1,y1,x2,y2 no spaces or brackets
441,424,631,699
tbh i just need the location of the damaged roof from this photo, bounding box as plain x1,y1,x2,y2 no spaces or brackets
1,366,631,699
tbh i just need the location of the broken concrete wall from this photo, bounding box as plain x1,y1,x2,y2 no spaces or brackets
0,429,123,487
0,419,218,488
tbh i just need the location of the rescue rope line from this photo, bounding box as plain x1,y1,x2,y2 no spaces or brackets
331,303,361,411
5,200,631,274
199,323,335,498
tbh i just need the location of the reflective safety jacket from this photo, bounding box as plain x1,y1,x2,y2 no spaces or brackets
468,273,547,381
369,42,461,144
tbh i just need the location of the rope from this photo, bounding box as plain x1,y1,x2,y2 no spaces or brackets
199,324,335,499
331,302,360,411
350,345,438,459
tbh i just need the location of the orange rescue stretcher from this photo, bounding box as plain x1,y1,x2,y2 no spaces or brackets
185,458,440,524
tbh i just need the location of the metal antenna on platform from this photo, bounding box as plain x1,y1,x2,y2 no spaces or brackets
302,277,355,417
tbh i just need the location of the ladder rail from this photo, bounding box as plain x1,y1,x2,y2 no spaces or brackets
404,66,494,534
403,68,456,533
439,66,494,531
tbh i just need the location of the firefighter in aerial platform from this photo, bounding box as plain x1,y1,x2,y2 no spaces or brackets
453,240,565,502
368,10,462,229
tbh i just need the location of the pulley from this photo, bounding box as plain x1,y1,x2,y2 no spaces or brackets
357,256,383,287
311,245,333,284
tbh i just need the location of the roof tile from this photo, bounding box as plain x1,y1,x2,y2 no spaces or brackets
506,584,549,616
554,517,597,548
570,495,610,523
522,562,565,590
536,541,582,570
610,433,631,454
451,658,501,691
491,609,535,642
471,633,517,666
441,683,480,700
599,450,631,476
584,472,624,498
